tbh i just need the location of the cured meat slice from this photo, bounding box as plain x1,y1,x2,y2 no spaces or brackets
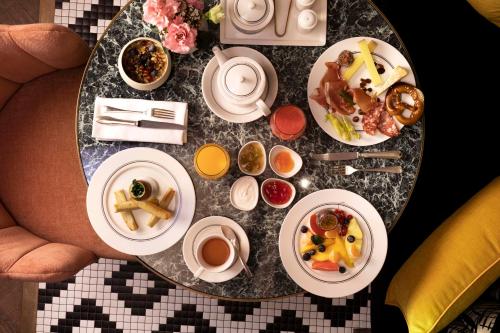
325,81,356,115
310,62,346,110
362,102,384,135
378,108,400,137
351,88,376,114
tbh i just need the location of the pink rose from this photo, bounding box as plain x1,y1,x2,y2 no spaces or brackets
143,0,180,31
186,0,204,11
163,20,198,54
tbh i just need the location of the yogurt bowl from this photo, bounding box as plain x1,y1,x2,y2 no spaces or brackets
230,176,259,211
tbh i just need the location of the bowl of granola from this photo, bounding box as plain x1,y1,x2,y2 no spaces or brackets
118,37,171,91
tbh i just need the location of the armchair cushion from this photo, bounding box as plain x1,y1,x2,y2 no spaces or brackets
0,201,15,229
0,226,95,282
385,177,500,333
0,66,131,261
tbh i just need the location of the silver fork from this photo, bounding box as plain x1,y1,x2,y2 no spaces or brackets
105,106,175,119
333,165,402,175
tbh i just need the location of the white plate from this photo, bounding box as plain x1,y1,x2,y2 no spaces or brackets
86,147,196,255
279,189,387,297
307,36,416,146
202,47,278,123
182,216,250,283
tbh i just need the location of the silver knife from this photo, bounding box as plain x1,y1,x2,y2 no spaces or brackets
96,116,185,130
311,150,401,161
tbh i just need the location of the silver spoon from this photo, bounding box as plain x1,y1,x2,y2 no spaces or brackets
220,225,253,277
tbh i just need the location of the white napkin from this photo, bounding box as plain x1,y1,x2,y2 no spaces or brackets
92,97,188,145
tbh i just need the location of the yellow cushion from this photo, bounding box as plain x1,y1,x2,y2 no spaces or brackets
468,0,500,27
385,177,500,333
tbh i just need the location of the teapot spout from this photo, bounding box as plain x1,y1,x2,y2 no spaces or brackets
212,46,228,67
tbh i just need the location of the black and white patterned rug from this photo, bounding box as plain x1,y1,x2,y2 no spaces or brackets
47,1,372,332
37,259,371,332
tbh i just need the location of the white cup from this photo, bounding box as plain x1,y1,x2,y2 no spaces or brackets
193,231,236,278
295,0,316,11
297,9,318,33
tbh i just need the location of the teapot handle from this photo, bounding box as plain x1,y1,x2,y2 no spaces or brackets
212,46,228,67
256,99,271,117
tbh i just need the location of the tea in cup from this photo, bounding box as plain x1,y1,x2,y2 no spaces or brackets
193,232,236,278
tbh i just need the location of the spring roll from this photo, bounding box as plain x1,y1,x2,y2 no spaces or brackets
114,198,159,212
114,190,138,231
147,188,175,227
131,199,172,219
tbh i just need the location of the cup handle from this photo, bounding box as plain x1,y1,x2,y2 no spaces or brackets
256,99,271,116
193,266,204,279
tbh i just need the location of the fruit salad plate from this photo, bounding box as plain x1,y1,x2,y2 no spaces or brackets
279,189,387,297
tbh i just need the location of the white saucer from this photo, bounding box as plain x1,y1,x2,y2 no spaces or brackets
182,216,250,283
202,47,278,123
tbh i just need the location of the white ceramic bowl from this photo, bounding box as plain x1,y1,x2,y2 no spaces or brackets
118,37,171,91
238,141,266,176
268,145,303,178
229,176,259,211
260,178,296,209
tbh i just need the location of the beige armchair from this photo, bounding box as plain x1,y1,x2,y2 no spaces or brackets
0,24,133,282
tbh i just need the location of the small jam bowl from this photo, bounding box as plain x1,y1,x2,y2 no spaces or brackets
260,178,296,209
238,141,267,176
269,145,303,178
118,37,171,91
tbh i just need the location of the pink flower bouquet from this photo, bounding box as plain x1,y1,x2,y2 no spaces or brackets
143,0,222,54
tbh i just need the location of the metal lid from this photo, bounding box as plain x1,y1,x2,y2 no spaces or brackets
236,0,267,22
224,64,259,96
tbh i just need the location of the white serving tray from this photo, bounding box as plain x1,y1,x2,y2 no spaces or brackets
220,0,327,46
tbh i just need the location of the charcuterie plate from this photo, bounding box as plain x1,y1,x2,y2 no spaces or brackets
307,37,416,146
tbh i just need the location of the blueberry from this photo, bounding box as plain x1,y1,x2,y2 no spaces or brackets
311,235,324,245
307,249,316,256
347,235,355,243
339,266,346,273
300,225,309,233
318,244,326,252
302,253,311,261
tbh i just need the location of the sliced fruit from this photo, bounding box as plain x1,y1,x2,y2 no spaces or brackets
323,238,335,247
300,243,317,254
312,261,339,271
329,229,354,267
309,214,325,236
346,217,363,239
345,238,363,259
325,230,339,239
312,244,335,262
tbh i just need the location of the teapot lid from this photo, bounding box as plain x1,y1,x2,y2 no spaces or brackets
235,0,267,22
224,64,260,96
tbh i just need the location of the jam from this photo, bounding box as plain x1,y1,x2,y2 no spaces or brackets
263,180,293,205
274,151,294,173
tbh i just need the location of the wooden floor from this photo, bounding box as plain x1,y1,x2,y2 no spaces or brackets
0,0,53,25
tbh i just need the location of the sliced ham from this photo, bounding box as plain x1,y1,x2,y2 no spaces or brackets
362,102,384,135
351,88,376,114
378,109,400,137
325,81,356,115
311,62,355,114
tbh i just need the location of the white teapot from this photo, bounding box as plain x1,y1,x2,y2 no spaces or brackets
212,46,271,117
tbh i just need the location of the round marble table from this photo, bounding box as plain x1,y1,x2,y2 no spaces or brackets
77,0,423,299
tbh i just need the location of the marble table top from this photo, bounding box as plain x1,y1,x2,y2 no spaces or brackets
77,0,423,299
